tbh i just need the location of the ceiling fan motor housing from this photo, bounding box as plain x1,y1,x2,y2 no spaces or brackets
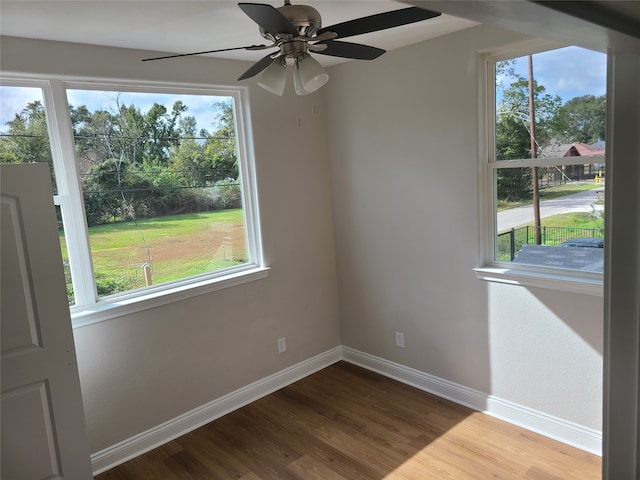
259,3,322,39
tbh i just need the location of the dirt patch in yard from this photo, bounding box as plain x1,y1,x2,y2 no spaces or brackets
93,222,246,289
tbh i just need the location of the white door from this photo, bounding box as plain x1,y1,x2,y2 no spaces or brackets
1,163,93,479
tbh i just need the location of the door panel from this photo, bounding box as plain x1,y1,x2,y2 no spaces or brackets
1,163,92,480
1,195,42,355
2,381,63,479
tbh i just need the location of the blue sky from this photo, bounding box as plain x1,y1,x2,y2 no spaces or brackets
0,87,230,134
498,46,607,102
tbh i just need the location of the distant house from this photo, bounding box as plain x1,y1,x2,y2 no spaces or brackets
539,141,605,184
543,141,606,158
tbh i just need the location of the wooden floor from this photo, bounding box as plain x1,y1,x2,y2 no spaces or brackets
95,362,601,479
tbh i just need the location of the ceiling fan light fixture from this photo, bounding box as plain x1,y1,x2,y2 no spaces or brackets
293,66,311,95
257,57,287,96
295,54,328,94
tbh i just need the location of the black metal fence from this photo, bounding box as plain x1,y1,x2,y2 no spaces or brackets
497,226,603,261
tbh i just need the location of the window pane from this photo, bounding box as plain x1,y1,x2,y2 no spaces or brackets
55,205,75,305
496,166,605,272
67,89,247,297
0,86,57,193
495,47,606,163
493,46,606,274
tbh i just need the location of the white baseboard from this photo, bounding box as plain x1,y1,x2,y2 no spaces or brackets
341,346,602,456
90,346,342,475
93,344,601,474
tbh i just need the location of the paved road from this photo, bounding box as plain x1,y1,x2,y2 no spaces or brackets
497,188,604,232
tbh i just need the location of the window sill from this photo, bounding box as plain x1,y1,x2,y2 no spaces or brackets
71,266,270,328
473,265,603,296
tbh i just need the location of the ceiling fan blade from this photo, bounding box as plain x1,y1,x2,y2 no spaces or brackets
142,44,271,62
238,53,276,81
317,7,441,39
314,40,385,60
238,3,299,37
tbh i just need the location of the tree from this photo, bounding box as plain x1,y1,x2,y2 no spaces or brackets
76,99,195,223
140,100,187,167
4,95,241,225
168,115,208,187
203,100,238,183
70,105,117,174
498,77,565,150
168,100,239,187
495,72,565,201
111,101,146,165
82,157,160,225
0,101,52,165
559,94,606,144
495,115,532,200
0,100,58,191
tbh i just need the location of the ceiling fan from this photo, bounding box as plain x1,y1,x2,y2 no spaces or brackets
142,1,441,95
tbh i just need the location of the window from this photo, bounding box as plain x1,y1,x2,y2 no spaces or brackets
477,44,606,293
1,80,266,324
0,86,56,185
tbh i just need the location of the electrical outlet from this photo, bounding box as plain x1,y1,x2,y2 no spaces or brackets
395,331,405,348
277,337,287,353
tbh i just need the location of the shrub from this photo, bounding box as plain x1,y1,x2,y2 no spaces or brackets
210,178,242,210
95,276,131,297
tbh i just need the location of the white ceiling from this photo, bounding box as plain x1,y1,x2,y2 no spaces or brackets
0,1,478,67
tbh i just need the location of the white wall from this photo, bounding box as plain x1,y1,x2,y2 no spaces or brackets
325,25,603,431
602,51,640,478
0,37,342,453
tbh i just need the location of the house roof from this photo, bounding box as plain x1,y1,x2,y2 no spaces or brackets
541,141,605,158
512,244,604,272
567,142,606,156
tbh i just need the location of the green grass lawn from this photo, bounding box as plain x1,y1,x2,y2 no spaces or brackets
538,211,603,230
497,182,602,211
497,211,604,261
61,209,246,302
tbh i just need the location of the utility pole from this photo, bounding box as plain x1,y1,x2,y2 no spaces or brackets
528,55,542,244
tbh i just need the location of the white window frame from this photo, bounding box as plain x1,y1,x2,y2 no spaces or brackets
1,75,268,326
474,40,604,296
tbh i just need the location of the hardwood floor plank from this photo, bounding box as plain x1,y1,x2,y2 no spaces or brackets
95,362,600,479
252,394,382,479
286,455,350,480
164,450,223,480
416,432,527,479
201,415,302,480
175,431,251,479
